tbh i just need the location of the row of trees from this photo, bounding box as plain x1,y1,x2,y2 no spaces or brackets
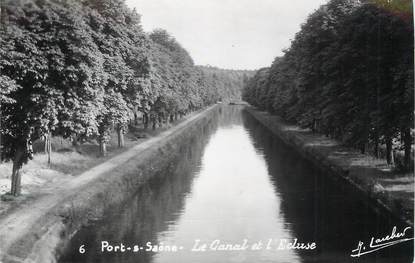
197,65,252,102
243,0,413,170
0,0,249,196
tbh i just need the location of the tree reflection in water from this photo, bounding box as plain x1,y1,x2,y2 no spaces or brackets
60,108,222,263
60,106,413,263
242,110,413,263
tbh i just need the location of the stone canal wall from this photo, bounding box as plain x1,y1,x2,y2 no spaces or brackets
245,106,414,228
0,105,219,263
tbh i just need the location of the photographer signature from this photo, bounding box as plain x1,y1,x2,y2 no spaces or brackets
351,226,413,257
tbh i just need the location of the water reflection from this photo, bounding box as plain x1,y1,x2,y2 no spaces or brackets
242,110,413,263
60,106,413,263
152,109,301,263
60,107,220,263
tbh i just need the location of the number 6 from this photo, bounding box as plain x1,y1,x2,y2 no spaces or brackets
79,245,85,254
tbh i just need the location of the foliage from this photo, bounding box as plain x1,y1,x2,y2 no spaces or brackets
0,0,250,195
242,0,414,170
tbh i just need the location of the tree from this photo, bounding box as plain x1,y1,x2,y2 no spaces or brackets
0,0,252,196
0,0,107,195
242,0,414,170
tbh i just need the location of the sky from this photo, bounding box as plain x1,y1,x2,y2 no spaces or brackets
125,0,327,70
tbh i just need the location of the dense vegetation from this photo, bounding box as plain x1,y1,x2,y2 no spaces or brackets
197,65,252,102
243,0,414,171
0,0,250,196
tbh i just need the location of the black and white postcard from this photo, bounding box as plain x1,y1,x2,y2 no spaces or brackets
0,0,413,262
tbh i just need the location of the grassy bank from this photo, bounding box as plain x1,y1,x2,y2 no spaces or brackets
0,110,203,217
0,105,218,263
245,107,414,227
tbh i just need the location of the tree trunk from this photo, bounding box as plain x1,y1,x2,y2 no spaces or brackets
47,132,51,165
72,134,78,147
360,143,366,154
11,147,24,196
134,111,139,125
402,127,412,171
117,125,124,148
359,136,369,154
71,134,80,153
143,112,149,129
373,130,379,158
338,127,344,140
0,105,2,163
44,131,52,165
44,136,48,153
99,140,107,157
385,135,394,165
152,119,156,130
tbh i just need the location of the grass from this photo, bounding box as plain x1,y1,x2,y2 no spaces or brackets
0,112,198,217
0,119,184,215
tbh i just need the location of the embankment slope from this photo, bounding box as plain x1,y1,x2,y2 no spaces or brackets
245,106,414,227
0,105,218,263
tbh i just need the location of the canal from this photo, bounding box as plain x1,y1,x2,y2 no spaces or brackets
59,106,413,263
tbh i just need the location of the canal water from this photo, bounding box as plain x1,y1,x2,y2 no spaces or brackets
59,106,413,263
